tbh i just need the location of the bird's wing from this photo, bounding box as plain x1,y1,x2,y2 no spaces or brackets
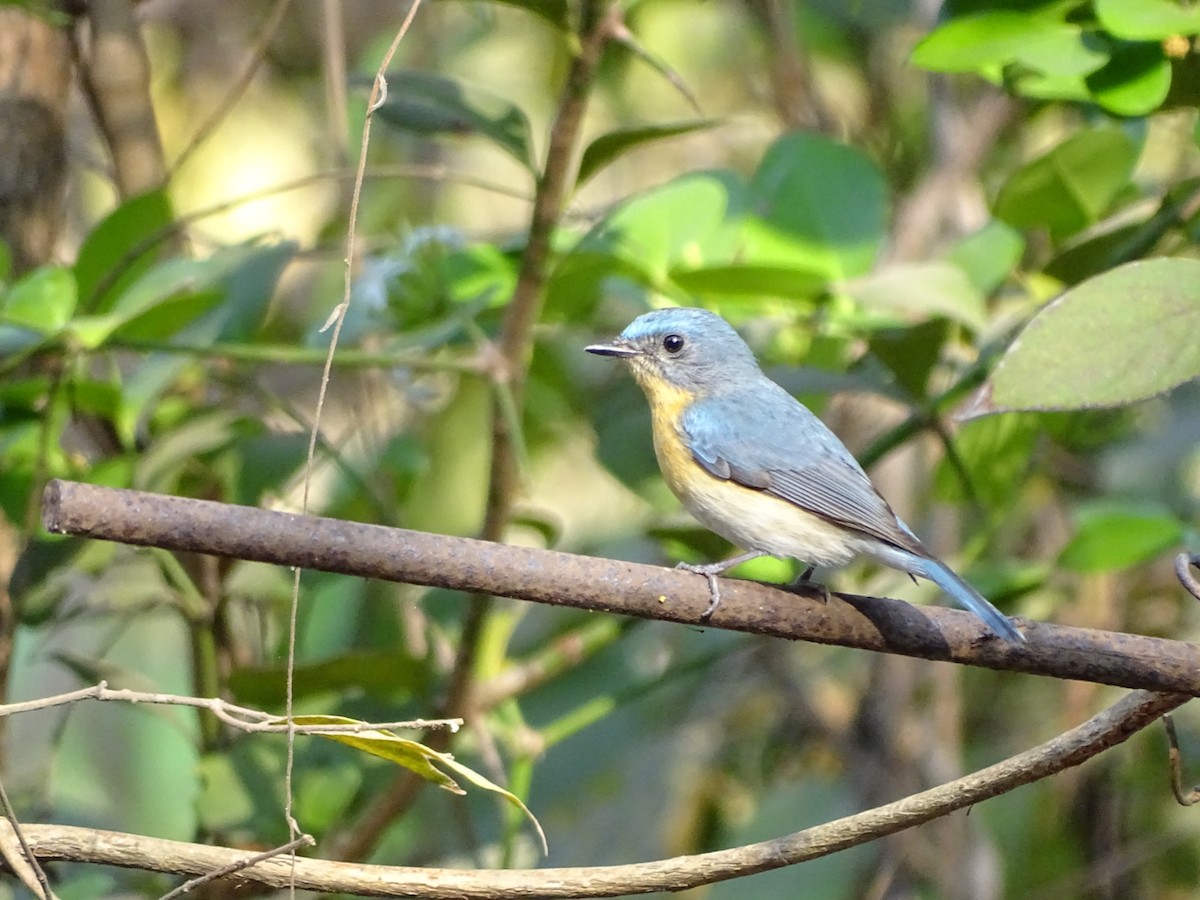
681,386,925,555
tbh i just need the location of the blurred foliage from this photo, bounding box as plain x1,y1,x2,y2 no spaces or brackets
1,0,1200,897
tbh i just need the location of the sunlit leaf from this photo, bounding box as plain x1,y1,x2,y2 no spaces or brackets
1095,0,1200,39
945,220,1025,295
1086,42,1172,116
846,261,987,330
1,266,76,334
960,258,1200,417
287,715,547,854
742,132,886,281
912,12,1104,76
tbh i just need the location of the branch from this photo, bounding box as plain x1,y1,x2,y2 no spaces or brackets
76,0,168,197
39,479,1200,695
16,690,1187,897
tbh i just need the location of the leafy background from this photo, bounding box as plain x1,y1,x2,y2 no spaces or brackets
2,0,1200,897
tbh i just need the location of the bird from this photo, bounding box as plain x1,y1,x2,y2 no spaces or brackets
585,307,1024,644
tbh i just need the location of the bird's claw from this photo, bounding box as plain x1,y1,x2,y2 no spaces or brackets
676,560,725,618
794,565,830,603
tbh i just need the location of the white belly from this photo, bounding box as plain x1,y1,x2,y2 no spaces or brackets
678,474,862,567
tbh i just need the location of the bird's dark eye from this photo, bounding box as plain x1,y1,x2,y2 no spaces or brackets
663,334,685,354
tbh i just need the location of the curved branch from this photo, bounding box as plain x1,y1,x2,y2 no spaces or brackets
18,691,1187,897
39,479,1200,696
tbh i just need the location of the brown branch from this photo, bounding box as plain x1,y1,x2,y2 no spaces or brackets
16,690,1187,897
39,479,1200,696
76,0,168,197
1177,552,1200,603
1164,714,1200,806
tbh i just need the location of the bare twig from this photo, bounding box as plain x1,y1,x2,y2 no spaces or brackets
1176,553,1200,603
157,834,315,900
168,0,293,177
332,0,623,864
18,690,1188,897
0,780,56,900
0,682,462,735
1163,714,1200,806
297,1,423,862
39,479,1200,696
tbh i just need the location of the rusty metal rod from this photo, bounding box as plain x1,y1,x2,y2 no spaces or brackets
40,478,1200,695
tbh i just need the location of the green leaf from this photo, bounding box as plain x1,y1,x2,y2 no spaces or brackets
845,261,987,330
961,258,1200,416
1059,501,1183,572
547,170,745,311
993,126,1142,241
945,220,1025,296
669,264,827,299
742,132,886,281
74,189,175,312
488,0,567,28
228,651,430,707
869,319,950,397
1,266,76,334
375,71,537,173
1095,0,1200,40
1086,41,1172,116
289,715,547,854
912,13,1104,76
576,120,717,189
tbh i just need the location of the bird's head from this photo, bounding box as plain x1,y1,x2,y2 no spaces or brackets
586,307,760,396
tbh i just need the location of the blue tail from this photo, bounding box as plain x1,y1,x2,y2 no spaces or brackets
917,557,1025,644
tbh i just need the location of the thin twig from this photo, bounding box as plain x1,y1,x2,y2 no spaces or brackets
1176,553,1200,603
293,0,423,863
1163,714,1200,806
329,2,622,862
168,0,292,177
156,834,315,900
17,690,1188,897
0,777,56,900
0,682,463,735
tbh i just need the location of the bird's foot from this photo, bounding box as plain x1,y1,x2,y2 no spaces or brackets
676,560,728,618
793,565,831,603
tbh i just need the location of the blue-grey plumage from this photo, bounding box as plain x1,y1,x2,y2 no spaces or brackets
586,307,1024,644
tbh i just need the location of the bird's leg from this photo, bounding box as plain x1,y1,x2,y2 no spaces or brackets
676,550,768,618
793,564,831,603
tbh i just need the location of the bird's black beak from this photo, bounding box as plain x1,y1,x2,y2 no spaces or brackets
585,340,639,359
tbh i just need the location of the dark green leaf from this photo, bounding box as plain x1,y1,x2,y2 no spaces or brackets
229,651,430,707
576,120,717,189
1086,41,1172,116
488,0,567,29
376,71,537,173
1059,501,1183,572
74,189,175,312
869,319,950,398
993,127,1142,240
